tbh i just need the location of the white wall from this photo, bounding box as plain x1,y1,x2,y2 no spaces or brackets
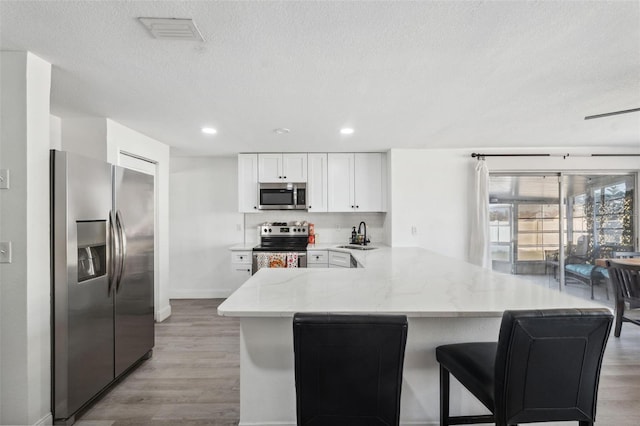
106,119,171,321
61,118,107,161
170,156,244,298
389,149,472,259
0,51,52,425
49,115,61,150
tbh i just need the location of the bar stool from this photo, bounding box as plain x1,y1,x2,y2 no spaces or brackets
293,313,408,426
436,309,612,426
606,260,640,337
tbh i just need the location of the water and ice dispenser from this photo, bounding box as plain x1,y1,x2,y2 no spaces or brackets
76,221,107,282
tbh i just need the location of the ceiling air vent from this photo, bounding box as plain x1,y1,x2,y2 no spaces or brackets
138,18,204,41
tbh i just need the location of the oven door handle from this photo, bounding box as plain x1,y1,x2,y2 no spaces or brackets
253,252,307,256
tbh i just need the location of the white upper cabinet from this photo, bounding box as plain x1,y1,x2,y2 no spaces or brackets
327,153,355,212
238,154,259,213
328,153,384,212
307,153,328,212
354,153,383,212
258,154,281,182
258,153,307,183
282,154,307,182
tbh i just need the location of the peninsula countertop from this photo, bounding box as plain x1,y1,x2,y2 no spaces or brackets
218,246,604,318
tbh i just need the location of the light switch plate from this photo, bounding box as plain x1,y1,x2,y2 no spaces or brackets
0,241,12,263
0,169,9,189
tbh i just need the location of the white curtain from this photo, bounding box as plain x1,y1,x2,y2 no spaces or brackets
469,159,491,268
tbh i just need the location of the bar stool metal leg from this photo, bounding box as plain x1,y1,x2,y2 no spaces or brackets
440,365,450,426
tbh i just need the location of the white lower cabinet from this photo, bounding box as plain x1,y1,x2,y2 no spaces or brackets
328,251,352,268
307,249,329,268
230,250,252,290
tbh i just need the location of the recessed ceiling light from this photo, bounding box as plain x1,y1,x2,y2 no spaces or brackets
201,127,217,135
274,128,291,134
340,128,354,135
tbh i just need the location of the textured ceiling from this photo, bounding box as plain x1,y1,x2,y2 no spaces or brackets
1,1,639,156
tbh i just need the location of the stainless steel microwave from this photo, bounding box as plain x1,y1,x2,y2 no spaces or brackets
258,182,307,210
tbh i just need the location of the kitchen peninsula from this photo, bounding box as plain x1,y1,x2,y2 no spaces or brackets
218,247,604,425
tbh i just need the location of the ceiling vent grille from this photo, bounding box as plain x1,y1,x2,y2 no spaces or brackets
138,18,204,41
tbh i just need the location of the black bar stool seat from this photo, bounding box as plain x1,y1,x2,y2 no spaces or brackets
436,309,613,426
293,313,408,426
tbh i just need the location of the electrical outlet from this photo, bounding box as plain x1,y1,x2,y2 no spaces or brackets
0,241,12,263
411,226,417,236
0,169,9,189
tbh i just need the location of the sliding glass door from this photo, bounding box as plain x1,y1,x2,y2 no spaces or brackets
488,172,637,303
489,174,563,279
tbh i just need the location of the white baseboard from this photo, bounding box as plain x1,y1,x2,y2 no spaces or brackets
169,289,232,299
156,303,172,322
34,412,52,425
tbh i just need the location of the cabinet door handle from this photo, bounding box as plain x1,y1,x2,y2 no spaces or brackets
254,206,257,209
351,205,354,208
356,205,359,208
284,176,287,179
278,176,282,179
239,256,243,260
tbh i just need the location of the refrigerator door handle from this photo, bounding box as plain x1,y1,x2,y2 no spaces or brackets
109,210,120,293
115,210,128,292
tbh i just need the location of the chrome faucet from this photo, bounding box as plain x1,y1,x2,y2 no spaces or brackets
357,221,369,246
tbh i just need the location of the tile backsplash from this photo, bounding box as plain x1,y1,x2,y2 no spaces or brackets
243,211,387,245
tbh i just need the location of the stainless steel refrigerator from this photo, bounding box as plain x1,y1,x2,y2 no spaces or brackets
51,150,155,424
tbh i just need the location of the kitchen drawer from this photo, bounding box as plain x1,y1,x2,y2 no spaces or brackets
307,263,328,268
307,250,328,265
329,251,351,268
232,251,252,264
231,265,252,275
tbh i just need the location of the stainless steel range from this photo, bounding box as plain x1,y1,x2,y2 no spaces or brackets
252,222,308,274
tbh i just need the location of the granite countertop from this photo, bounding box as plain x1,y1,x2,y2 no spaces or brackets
218,246,604,318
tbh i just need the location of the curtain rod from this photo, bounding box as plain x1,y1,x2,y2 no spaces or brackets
471,153,640,159
471,153,552,158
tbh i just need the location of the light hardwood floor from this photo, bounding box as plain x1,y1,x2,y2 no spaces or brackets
76,299,640,425
76,299,240,426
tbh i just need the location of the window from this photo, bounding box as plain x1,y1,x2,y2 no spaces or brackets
516,204,560,261
580,177,635,256
489,205,511,262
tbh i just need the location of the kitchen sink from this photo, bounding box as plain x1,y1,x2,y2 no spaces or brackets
335,244,378,250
